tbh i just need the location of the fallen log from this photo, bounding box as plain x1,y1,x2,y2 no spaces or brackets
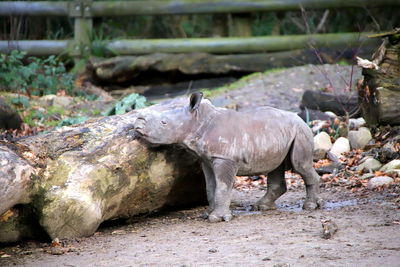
89,46,374,84
0,99,206,243
358,29,400,126
299,90,360,117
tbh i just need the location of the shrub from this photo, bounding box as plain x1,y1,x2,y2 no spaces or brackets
0,50,74,96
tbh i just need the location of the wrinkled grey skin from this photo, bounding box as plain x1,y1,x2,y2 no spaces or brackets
134,93,321,222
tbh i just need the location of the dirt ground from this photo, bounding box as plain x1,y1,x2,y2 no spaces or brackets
1,184,399,267
1,64,399,267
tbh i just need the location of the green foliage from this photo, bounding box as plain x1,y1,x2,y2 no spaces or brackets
252,13,279,36
91,108,101,116
0,50,74,96
105,93,147,116
11,95,30,108
23,109,44,127
90,25,119,58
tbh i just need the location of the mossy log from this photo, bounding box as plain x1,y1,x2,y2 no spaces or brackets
90,47,372,83
358,32,400,126
0,101,206,243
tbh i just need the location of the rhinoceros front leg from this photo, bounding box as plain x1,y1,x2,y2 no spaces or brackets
207,158,237,223
252,162,286,211
201,162,216,219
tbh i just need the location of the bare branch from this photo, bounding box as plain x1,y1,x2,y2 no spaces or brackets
315,10,329,33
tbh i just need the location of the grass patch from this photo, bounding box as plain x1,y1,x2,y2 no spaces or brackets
202,68,286,98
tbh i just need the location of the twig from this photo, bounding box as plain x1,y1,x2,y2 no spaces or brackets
300,5,312,35
362,6,381,32
315,10,329,33
290,16,306,32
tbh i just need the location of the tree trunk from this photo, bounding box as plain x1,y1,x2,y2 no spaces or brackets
358,31,400,126
0,100,206,243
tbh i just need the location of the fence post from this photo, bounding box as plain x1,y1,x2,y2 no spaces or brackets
229,13,252,37
69,0,92,64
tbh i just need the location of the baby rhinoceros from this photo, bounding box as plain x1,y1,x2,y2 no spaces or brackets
134,93,321,222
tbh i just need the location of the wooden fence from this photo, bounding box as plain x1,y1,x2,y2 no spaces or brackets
0,0,399,58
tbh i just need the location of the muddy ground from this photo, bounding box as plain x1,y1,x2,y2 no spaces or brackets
1,64,399,267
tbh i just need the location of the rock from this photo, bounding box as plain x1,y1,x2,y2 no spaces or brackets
313,132,332,160
311,120,330,133
315,162,342,175
348,127,372,149
356,157,382,172
380,159,400,175
49,246,65,255
361,173,375,179
321,219,338,239
380,141,400,162
324,111,337,118
38,95,75,107
348,117,366,130
330,137,350,157
368,176,394,189
0,99,206,243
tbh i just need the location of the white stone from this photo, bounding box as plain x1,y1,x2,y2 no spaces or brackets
368,176,394,189
324,111,337,118
380,159,400,175
356,157,382,172
361,173,375,180
348,127,372,149
313,132,333,160
330,137,350,157
349,118,366,130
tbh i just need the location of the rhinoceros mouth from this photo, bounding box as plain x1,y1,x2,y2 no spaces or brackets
134,128,149,139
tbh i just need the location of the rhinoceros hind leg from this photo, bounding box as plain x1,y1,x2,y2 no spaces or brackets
252,162,286,211
290,135,321,210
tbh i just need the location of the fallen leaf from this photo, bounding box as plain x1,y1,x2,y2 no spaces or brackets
0,209,14,222
51,238,61,247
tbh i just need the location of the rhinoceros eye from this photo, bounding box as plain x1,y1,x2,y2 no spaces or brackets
161,120,167,125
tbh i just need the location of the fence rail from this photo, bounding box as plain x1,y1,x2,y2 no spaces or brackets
0,33,373,56
1,0,399,16
0,0,397,58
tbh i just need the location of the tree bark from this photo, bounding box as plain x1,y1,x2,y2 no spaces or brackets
358,31,400,126
0,100,206,243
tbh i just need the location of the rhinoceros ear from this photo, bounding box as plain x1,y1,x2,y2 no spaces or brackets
189,92,203,112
